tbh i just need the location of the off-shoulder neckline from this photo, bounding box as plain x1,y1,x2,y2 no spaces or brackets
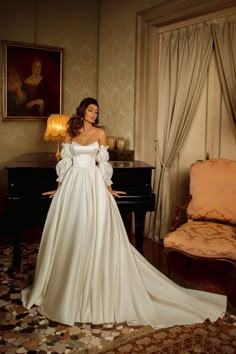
68,141,109,149
71,140,99,147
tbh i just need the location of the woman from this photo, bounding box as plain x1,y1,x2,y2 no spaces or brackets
22,57,48,116
21,97,227,329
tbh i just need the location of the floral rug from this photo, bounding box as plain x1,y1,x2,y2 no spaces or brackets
0,243,236,353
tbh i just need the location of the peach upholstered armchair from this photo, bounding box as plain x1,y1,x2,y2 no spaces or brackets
164,158,236,296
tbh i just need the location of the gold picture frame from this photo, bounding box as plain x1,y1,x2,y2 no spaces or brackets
2,40,64,121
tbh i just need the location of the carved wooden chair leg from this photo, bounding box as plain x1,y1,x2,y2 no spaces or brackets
163,248,171,278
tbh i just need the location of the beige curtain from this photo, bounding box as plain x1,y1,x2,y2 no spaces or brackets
149,22,213,240
212,15,236,125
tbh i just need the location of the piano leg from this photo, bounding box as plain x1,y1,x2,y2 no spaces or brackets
7,198,22,270
134,210,146,255
9,198,50,270
12,232,21,270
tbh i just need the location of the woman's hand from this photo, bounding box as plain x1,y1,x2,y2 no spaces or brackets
111,190,126,198
108,185,126,198
42,190,57,198
42,183,61,198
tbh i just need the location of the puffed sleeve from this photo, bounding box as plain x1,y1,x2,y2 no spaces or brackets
56,143,73,182
96,145,113,186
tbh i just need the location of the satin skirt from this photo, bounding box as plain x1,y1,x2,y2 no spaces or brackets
22,164,227,328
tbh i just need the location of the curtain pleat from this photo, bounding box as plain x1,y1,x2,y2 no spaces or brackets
148,22,213,240
212,15,236,126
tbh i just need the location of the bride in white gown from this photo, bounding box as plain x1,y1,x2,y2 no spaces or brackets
21,97,227,329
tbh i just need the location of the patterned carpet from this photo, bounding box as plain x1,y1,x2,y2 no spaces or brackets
0,243,236,354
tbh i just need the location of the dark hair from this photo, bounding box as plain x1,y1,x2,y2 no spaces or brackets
32,56,42,65
67,97,99,137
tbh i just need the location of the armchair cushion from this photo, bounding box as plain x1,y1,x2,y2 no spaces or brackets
164,220,236,260
187,159,236,225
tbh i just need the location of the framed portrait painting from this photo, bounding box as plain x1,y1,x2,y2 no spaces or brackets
2,40,63,121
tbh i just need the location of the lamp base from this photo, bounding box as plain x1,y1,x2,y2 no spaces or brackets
55,140,61,161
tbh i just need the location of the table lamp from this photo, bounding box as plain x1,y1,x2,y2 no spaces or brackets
44,114,69,160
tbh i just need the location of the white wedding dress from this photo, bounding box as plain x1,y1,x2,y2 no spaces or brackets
21,141,227,328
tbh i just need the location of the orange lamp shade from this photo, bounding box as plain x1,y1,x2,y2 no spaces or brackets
44,114,69,142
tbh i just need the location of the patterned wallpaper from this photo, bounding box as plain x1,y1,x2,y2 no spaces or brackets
0,0,161,197
0,0,99,195
98,0,162,150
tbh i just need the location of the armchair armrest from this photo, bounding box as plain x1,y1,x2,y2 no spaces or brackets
170,195,192,231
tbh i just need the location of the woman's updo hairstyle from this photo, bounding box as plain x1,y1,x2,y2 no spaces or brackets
67,97,99,137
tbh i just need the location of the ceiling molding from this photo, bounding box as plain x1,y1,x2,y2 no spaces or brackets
137,0,236,27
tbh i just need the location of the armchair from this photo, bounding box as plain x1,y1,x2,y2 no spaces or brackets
163,158,236,299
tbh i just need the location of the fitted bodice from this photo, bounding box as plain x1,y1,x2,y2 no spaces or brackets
71,141,99,168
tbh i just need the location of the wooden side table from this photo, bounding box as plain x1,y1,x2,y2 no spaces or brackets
109,149,134,161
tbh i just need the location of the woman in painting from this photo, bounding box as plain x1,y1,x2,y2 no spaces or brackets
21,57,49,116
7,57,49,117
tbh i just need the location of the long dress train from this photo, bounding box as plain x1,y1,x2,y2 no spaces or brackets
21,141,227,328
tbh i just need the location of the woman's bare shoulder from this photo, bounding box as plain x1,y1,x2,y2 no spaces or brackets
96,127,106,137
96,127,107,145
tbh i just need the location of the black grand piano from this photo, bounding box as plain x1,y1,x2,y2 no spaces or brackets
5,152,155,269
